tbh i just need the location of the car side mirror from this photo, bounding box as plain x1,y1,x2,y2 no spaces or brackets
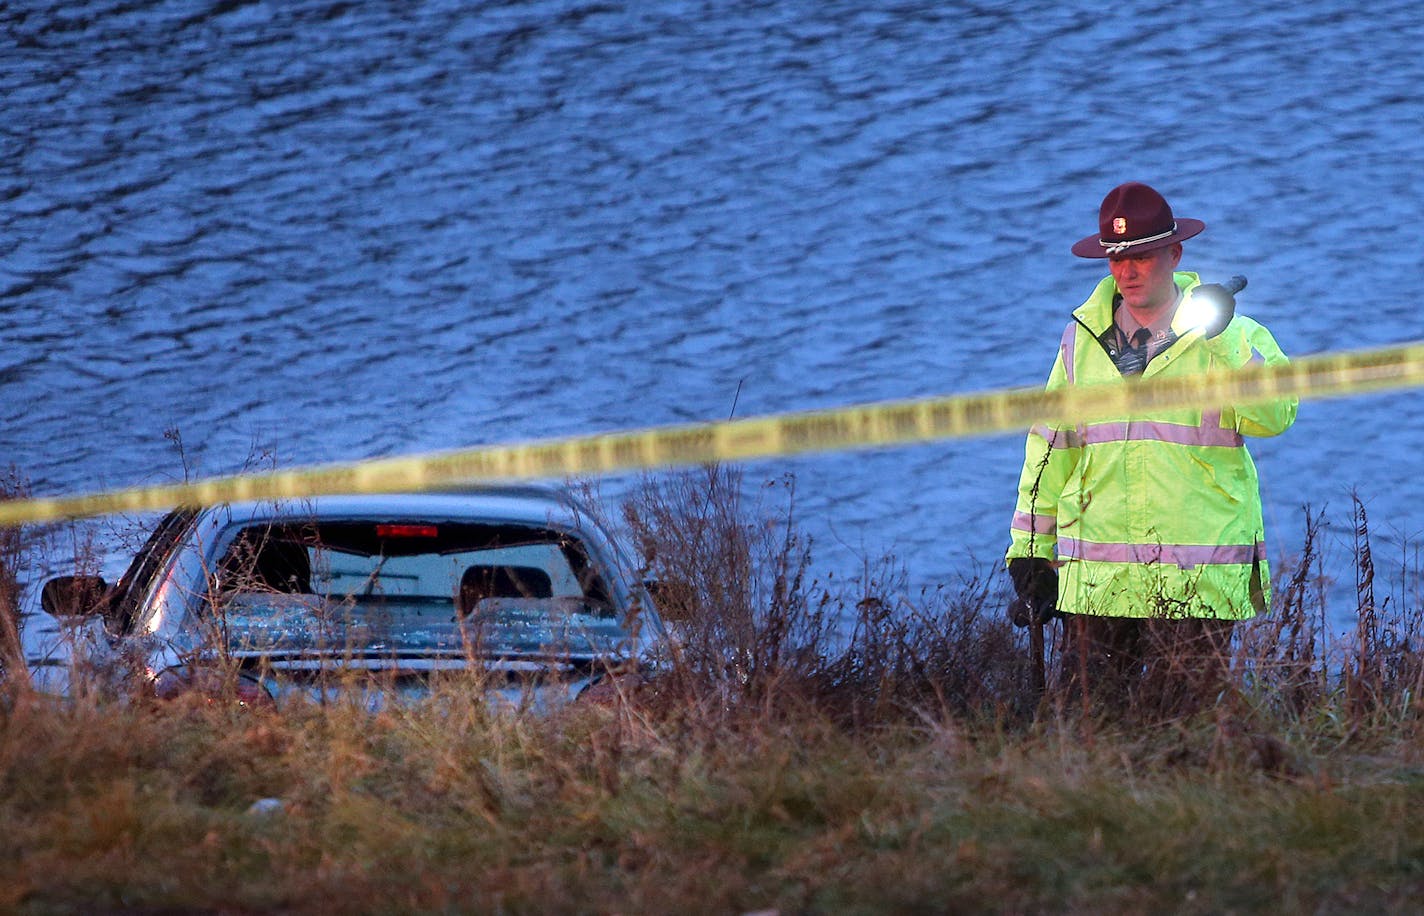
41,575,110,619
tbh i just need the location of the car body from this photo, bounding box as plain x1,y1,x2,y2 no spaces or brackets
23,485,661,710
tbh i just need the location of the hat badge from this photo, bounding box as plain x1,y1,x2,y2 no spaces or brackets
1112,217,1127,236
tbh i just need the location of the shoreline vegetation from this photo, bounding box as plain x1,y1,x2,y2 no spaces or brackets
1,466,1421,914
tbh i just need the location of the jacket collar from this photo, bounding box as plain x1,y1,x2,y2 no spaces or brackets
1072,271,1202,337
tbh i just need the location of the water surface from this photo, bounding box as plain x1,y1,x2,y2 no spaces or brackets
4,0,1423,621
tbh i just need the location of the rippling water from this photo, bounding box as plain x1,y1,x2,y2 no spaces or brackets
4,0,1424,616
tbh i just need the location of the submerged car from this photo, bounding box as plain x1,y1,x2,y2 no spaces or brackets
24,486,661,709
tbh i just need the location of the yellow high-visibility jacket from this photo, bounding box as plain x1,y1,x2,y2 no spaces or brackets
1007,272,1297,619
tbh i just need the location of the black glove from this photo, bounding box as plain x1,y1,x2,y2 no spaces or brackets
1191,282,1238,339
1007,557,1058,627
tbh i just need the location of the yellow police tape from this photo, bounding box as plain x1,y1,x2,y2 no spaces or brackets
2,341,1422,528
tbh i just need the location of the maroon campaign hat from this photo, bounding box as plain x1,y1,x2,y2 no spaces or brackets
1071,182,1205,259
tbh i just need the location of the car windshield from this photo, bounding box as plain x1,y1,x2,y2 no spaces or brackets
199,519,634,662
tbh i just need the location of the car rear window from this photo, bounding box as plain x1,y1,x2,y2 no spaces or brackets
200,520,631,660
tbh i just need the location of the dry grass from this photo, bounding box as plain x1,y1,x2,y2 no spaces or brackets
0,466,37,681
0,468,1422,913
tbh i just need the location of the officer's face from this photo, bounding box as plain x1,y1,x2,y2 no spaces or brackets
1109,243,1181,314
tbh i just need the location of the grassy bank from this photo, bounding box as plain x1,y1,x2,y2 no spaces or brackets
0,468,1421,913
1,687,1421,913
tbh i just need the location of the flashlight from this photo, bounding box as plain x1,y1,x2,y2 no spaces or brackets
1181,275,1246,338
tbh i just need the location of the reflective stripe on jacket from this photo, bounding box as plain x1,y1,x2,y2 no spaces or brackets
1007,272,1297,619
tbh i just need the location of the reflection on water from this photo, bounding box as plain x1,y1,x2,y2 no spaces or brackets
3,0,1424,619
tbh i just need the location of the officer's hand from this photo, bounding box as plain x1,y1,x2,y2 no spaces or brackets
1192,283,1237,339
1007,557,1057,627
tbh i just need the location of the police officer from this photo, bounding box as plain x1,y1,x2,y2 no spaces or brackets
1006,182,1297,707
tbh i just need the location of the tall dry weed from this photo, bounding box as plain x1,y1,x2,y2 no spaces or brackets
1341,493,1424,723
623,466,1031,729
1223,498,1424,751
622,466,829,716
0,467,28,680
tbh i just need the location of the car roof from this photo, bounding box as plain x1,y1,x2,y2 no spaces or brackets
194,484,608,533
